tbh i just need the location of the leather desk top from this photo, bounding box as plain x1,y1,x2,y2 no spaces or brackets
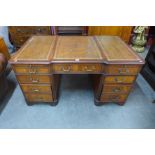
9,35,144,65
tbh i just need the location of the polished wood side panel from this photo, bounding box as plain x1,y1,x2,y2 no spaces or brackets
88,26,132,43
104,76,136,84
0,37,11,60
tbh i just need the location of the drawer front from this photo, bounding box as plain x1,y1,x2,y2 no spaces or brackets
21,84,52,93
102,84,132,93
25,93,53,102
105,65,140,75
53,63,102,73
13,64,51,74
100,94,128,103
78,64,102,73
17,75,52,84
104,76,136,84
53,64,78,73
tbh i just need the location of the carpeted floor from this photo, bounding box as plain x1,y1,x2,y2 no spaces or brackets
0,71,155,129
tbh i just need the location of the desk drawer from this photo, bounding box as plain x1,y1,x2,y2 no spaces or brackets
21,84,52,93
78,64,102,73
13,64,51,74
102,84,132,93
100,94,128,103
53,64,78,73
25,93,53,102
53,63,102,73
105,65,140,75
104,76,136,84
17,75,52,84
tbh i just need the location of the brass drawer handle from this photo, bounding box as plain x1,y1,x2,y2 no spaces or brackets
30,78,39,83
109,96,120,101
32,79,39,83
115,77,125,83
37,97,44,100
84,66,96,72
118,68,129,74
112,87,121,92
32,89,39,92
29,65,37,74
29,69,37,74
61,66,71,72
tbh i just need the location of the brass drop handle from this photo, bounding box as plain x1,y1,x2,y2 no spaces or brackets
118,68,129,74
112,87,121,92
30,78,39,83
37,97,44,100
29,66,37,74
32,89,39,92
61,66,71,72
115,77,125,83
109,96,120,101
29,68,37,74
32,79,39,83
84,66,95,71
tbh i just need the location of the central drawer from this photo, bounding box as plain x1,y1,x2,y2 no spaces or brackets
21,84,52,93
52,63,102,73
17,75,52,84
12,64,51,74
104,76,136,84
25,93,53,102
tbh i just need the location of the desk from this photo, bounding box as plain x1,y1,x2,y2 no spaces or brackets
9,36,144,106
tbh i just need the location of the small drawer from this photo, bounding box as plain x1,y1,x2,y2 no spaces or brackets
78,64,102,73
102,84,132,93
53,63,103,73
105,64,141,75
20,84,52,93
100,94,128,103
13,64,51,74
25,93,53,102
17,75,52,84
104,76,136,84
53,64,78,73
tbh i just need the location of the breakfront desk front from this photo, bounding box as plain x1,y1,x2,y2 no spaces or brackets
9,36,144,106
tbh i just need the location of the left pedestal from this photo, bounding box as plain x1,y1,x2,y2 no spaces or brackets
11,64,60,106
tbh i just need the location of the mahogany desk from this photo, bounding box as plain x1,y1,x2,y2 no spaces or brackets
9,36,144,106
